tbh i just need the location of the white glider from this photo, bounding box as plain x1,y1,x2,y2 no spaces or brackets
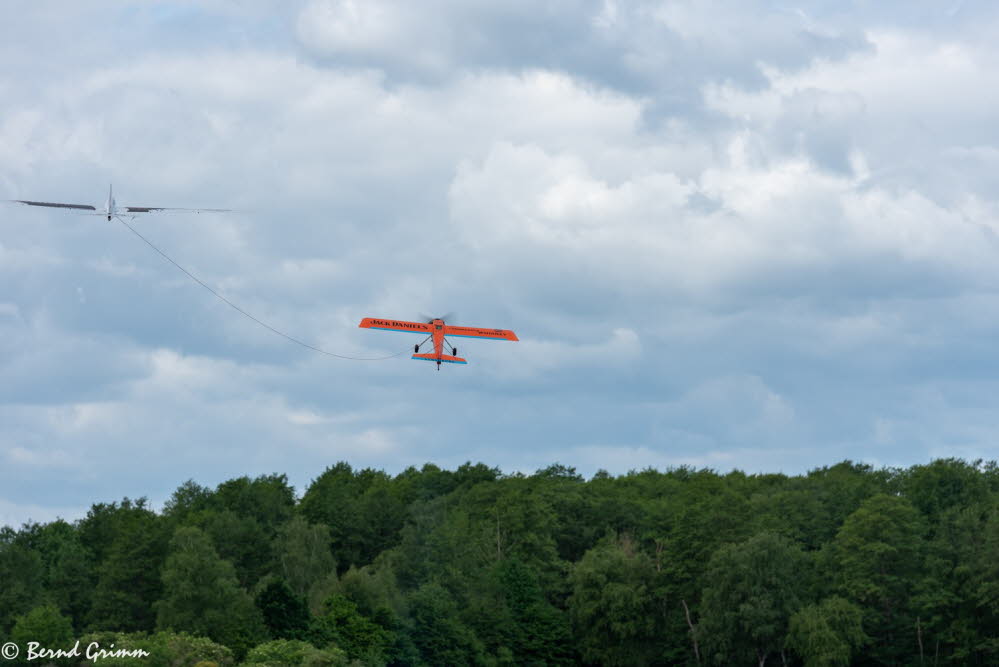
8,184,229,221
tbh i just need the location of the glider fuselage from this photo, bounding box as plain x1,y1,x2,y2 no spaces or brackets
105,184,116,220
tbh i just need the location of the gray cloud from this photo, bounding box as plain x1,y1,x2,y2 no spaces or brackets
3,1,999,526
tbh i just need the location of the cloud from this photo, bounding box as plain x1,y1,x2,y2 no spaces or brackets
3,2,999,527
294,0,867,105
479,327,641,381
0,497,86,529
704,30,999,190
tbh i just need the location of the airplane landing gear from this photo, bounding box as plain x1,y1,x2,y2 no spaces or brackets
452,347,457,356
414,343,420,353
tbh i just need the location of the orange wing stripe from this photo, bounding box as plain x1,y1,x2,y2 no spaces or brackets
443,325,518,341
359,317,432,334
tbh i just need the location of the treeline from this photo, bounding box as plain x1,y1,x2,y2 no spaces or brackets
2,459,999,665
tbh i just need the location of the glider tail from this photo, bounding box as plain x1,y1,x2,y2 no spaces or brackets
412,353,468,365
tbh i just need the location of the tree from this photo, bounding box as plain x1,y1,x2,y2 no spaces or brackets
786,597,866,667
966,506,999,661
391,463,458,505
829,493,927,664
459,476,565,587
87,499,169,632
300,463,404,570
912,503,988,661
255,579,311,641
243,639,348,666
567,533,664,666
805,462,892,542
213,474,295,532
162,480,213,523
492,558,574,665
200,510,272,589
308,594,392,663
354,480,408,564
407,582,486,666
10,604,74,665
698,531,810,666
0,540,44,634
155,526,265,658
75,630,235,667
749,485,831,550
643,470,754,662
32,520,93,629
900,459,989,524
274,517,336,599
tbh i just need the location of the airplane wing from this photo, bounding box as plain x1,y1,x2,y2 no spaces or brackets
443,325,519,341
9,200,96,211
123,206,230,213
359,317,432,334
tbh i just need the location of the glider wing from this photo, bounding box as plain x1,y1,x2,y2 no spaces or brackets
359,317,432,334
443,325,518,341
10,200,96,211
124,206,231,213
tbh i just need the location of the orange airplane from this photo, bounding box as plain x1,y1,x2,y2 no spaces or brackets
359,316,518,369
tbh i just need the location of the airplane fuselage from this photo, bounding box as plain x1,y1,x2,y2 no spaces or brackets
431,318,445,367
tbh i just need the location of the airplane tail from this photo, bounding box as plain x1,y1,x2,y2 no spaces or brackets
412,353,468,365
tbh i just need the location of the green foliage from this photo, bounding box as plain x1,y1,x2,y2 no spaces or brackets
568,533,664,666
300,462,407,571
243,639,348,666
74,630,235,667
213,474,296,532
900,459,991,532
308,594,392,663
200,510,273,589
787,597,867,667
275,516,336,599
13,458,999,665
162,480,214,522
0,538,44,634
964,506,999,661
534,463,584,482
698,531,810,665
32,520,93,629
829,493,926,661
492,558,574,665
155,526,265,658
10,604,74,665
86,499,170,632
333,564,402,619
652,470,754,601
255,578,311,641
407,582,486,666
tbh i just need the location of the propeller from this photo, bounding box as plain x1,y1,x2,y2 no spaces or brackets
419,312,456,324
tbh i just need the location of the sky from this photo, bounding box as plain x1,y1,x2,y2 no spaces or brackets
3,0,999,526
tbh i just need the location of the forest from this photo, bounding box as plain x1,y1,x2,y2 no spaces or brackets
2,458,999,666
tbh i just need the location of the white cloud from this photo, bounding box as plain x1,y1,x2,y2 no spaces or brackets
4,2,999,527
480,327,641,380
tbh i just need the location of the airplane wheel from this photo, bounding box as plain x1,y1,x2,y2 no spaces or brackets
452,347,457,356
414,344,419,353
